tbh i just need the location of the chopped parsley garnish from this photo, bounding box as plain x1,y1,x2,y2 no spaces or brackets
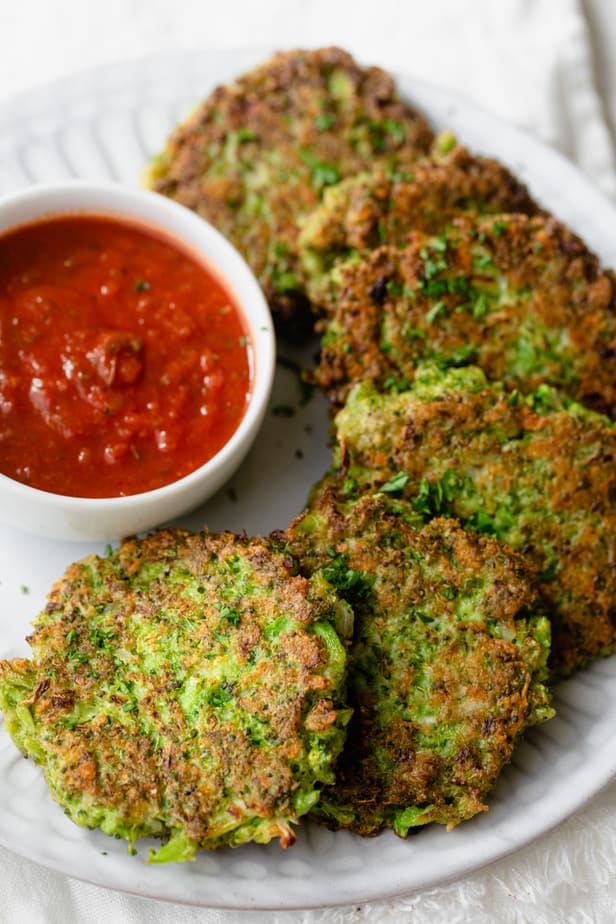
321,552,372,600
235,127,258,142
386,169,415,183
300,149,341,190
420,275,471,299
526,383,558,413
472,293,489,319
430,236,448,254
412,469,464,516
311,162,341,189
273,270,300,292
69,649,89,665
383,119,406,145
474,253,494,270
219,605,241,627
508,389,522,407
368,119,406,152
425,301,447,325
539,559,559,581
402,323,426,340
421,254,448,280
315,113,335,131
381,472,410,494
386,279,404,297
383,374,411,393
445,344,478,367
342,475,358,496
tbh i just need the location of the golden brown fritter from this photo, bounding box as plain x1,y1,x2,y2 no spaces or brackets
0,529,352,860
275,488,552,836
313,213,616,414
335,365,616,676
147,47,433,341
299,143,539,311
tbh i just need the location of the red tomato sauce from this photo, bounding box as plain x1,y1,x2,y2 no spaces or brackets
0,215,252,497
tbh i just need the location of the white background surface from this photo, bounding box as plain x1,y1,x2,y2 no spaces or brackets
0,1,615,921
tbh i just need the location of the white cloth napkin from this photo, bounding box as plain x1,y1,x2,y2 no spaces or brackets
1,1,615,921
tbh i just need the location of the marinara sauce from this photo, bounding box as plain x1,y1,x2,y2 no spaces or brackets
0,216,252,497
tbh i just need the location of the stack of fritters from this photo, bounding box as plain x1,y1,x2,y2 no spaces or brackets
275,358,616,833
334,366,616,677
147,46,433,340
299,142,540,312
275,488,552,835
308,214,616,413
275,51,615,835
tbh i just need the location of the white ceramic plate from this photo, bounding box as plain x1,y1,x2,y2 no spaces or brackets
0,49,615,912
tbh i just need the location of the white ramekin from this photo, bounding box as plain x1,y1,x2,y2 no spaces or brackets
0,182,275,541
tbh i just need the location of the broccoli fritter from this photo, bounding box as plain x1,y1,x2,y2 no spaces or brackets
146,47,433,341
0,529,353,860
314,214,616,415
335,365,616,676
275,487,552,836
299,143,539,311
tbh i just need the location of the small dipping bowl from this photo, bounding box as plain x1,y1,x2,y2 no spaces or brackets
0,182,275,541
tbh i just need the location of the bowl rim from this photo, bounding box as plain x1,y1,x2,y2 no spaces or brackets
0,179,276,510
